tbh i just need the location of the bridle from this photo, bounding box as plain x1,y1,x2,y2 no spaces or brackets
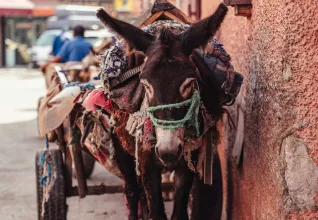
146,89,201,137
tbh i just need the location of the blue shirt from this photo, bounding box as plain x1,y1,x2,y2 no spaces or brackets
57,37,92,63
52,33,70,56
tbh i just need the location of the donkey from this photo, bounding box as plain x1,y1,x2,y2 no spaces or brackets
97,3,229,220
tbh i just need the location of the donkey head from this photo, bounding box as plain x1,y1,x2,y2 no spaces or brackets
97,4,228,167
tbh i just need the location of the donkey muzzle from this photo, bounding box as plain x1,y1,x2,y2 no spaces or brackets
155,128,184,167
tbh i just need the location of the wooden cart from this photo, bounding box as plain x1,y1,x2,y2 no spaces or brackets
35,1,191,219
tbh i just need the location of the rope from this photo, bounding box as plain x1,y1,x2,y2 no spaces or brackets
135,129,142,176
147,90,201,137
185,149,196,172
131,111,145,176
38,135,49,167
38,135,53,186
38,135,56,217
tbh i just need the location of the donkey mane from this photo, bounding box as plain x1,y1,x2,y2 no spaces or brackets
156,27,177,42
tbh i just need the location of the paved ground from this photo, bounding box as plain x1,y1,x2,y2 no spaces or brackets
0,68,172,220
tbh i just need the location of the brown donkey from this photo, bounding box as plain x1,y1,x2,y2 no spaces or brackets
97,3,228,220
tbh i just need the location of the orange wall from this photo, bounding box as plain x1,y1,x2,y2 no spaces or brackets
201,0,318,219
201,0,219,19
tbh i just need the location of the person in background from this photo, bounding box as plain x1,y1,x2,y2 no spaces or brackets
51,26,70,56
40,25,93,72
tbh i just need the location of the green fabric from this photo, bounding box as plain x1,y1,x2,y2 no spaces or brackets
147,90,201,137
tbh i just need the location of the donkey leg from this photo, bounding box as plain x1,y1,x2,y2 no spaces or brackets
113,138,140,220
140,151,167,220
190,155,223,220
171,164,195,220
139,184,150,220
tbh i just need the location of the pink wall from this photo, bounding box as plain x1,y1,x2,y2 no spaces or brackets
201,0,318,219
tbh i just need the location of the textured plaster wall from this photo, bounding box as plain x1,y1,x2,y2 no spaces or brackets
201,0,318,219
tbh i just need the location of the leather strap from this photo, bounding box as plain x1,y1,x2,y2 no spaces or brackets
204,129,214,185
109,64,144,89
221,69,235,95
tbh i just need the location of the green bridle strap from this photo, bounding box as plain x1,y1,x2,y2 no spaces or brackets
146,90,201,137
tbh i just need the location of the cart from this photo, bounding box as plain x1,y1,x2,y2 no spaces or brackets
37,62,97,175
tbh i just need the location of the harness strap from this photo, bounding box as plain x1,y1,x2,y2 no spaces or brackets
221,65,235,95
204,129,214,185
109,64,144,89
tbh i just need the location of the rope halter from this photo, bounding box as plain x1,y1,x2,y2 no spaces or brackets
146,90,201,137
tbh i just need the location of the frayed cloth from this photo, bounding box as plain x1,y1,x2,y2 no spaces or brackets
82,88,110,113
76,110,122,177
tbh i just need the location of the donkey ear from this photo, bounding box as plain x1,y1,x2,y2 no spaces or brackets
178,3,228,55
96,9,155,52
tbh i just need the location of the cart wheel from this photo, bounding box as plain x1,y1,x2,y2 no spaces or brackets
36,149,67,220
73,151,95,179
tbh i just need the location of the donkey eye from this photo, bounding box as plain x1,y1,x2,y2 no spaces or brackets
180,78,195,99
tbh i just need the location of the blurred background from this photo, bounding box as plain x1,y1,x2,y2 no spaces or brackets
0,0,204,68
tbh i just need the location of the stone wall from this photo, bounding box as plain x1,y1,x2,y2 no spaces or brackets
201,0,318,219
